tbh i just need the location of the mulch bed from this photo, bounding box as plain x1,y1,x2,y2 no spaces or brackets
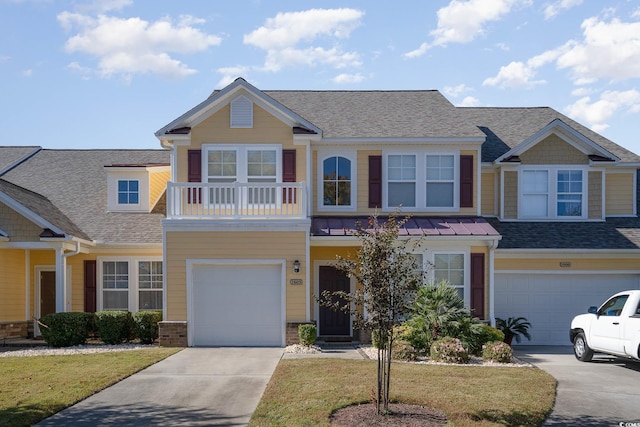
330,403,447,426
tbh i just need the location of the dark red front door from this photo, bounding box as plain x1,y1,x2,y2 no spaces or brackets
319,266,350,336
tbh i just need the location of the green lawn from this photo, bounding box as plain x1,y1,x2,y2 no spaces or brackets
249,359,557,426
0,347,181,427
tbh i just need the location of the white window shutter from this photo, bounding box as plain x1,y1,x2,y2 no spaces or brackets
230,96,253,128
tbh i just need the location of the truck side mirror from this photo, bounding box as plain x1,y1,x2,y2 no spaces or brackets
588,306,598,314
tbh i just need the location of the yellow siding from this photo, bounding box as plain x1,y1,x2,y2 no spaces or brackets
165,231,307,321
176,104,297,183
149,171,170,207
520,135,588,165
496,256,640,271
606,173,634,216
481,172,496,216
588,171,602,219
0,249,26,321
0,202,42,242
503,171,518,218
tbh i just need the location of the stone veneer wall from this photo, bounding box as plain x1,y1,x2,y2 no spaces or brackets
158,321,188,347
0,321,30,340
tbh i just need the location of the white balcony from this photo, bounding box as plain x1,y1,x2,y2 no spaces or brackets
166,182,306,219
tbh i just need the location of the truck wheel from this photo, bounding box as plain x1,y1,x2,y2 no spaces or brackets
573,332,594,362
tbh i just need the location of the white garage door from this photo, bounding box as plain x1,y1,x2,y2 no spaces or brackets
191,264,283,346
495,273,640,345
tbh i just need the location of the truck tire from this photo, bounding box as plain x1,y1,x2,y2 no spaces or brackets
573,332,594,362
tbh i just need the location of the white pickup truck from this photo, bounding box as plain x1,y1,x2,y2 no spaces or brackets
570,290,640,362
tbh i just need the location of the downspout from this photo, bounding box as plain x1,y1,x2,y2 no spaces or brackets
56,240,81,312
488,239,499,326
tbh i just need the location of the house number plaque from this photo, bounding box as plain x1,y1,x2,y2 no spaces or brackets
290,279,303,285
559,262,571,268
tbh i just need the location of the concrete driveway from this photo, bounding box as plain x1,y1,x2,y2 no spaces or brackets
515,346,640,426
37,347,283,426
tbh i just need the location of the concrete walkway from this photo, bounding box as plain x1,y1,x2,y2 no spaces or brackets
515,346,640,426
37,347,283,426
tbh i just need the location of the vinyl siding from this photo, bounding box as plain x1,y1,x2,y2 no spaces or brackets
0,202,42,242
149,171,170,207
588,171,603,219
481,171,496,216
606,172,634,216
503,171,518,219
520,135,588,165
165,231,307,321
0,249,26,321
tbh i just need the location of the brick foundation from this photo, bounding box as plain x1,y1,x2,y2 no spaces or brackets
158,321,188,347
286,321,316,345
0,321,30,340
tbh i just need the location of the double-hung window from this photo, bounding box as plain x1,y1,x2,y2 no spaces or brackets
385,152,457,210
100,258,163,312
434,253,465,300
520,167,585,219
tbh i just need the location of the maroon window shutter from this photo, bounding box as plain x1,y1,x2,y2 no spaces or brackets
282,149,296,203
470,253,485,319
460,155,473,208
187,149,202,203
84,260,97,313
369,156,382,208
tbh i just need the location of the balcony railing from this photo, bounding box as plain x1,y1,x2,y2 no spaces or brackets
166,182,306,219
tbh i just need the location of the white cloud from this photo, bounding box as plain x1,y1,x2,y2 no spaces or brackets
632,8,640,19
58,12,222,79
459,96,481,107
444,83,473,97
216,66,250,87
544,0,583,20
571,87,592,96
556,17,640,83
244,8,364,72
22,69,32,77
483,60,545,88
76,0,132,14
565,89,640,131
405,0,530,58
332,73,365,84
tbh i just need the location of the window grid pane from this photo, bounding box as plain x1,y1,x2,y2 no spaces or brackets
434,254,464,297
388,155,416,207
117,180,139,205
557,170,582,217
103,261,129,310
425,155,454,208
208,150,237,178
323,156,351,206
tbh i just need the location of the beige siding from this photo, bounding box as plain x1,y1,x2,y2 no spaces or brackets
606,173,634,216
496,256,640,271
0,202,42,242
503,171,518,219
176,104,298,183
149,171,170,207
588,171,603,219
481,172,496,216
0,249,26,321
166,231,307,321
520,135,588,165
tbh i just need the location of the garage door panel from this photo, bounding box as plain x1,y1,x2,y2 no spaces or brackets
495,273,640,345
192,264,283,347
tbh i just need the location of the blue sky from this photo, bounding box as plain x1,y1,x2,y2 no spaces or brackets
2,0,640,155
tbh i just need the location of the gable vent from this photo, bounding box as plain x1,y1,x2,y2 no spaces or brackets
230,95,253,128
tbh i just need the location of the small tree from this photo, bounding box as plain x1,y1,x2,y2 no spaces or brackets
318,212,424,414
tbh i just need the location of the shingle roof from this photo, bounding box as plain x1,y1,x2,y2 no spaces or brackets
0,146,41,175
487,218,640,250
2,149,170,245
264,90,486,140
312,216,500,237
459,107,640,163
0,179,91,241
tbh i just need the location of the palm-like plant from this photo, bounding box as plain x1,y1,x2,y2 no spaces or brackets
495,317,532,345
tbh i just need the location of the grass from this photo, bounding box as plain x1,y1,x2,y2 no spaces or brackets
249,359,557,426
0,347,181,427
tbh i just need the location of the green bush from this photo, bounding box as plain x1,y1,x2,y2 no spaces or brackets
482,341,513,363
298,324,317,346
430,337,469,364
39,312,94,348
133,311,162,344
95,311,134,344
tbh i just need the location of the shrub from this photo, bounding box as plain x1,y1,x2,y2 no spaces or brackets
371,329,386,349
461,323,506,356
298,324,317,346
133,311,162,344
482,341,513,363
39,312,94,348
95,311,134,344
430,337,469,364
390,325,417,361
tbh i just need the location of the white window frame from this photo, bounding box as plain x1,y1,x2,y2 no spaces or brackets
317,151,357,212
106,170,150,212
518,166,588,220
202,144,282,184
97,257,163,313
383,150,459,212
414,249,470,308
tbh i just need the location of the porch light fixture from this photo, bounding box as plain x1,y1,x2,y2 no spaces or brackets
293,260,301,274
